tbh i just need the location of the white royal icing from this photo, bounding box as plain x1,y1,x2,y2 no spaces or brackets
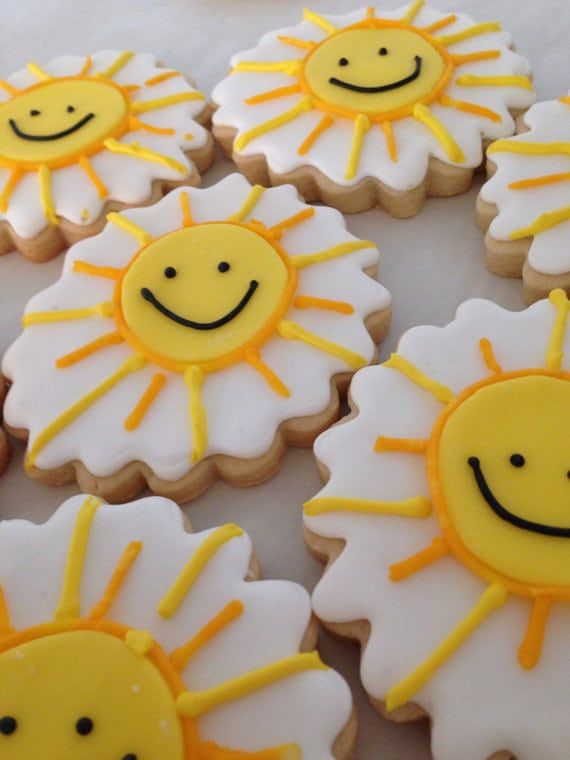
304,296,570,760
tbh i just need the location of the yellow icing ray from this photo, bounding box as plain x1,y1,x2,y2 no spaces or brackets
381,121,398,162
0,168,24,213
345,113,371,180
177,651,327,718
96,50,134,80
385,353,454,404
291,239,373,269
73,261,124,280
413,104,465,163
451,50,501,65
297,114,334,156
436,21,501,47
78,56,93,76
233,60,303,77
39,165,57,225
169,599,245,671
234,96,314,152
277,35,317,51
22,301,113,326
158,524,244,619
78,155,108,198
179,190,194,227
304,496,432,518
438,94,501,123
88,541,142,620
245,348,290,397
185,365,207,463
103,139,188,175
124,372,167,431
200,742,301,760
479,337,503,375
27,62,53,81
509,172,570,190
26,356,146,470
456,75,533,91
0,588,13,638
0,80,20,96
546,289,570,371
107,211,154,246
245,84,302,105
278,320,367,370
145,70,182,87
510,206,570,241
389,536,450,581
293,294,354,315
488,140,570,157
54,496,101,621
402,0,425,23
421,14,457,34
303,8,337,35
131,91,205,113
230,184,265,222
374,436,428,453
55,330,124,369
386,584,507,712
270,207,314,238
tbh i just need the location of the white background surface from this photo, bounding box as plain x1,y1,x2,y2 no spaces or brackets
0,1,567,757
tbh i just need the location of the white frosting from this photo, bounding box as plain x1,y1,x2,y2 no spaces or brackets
212,5,535,191
2,173,390,481
0,494,352,755
0,51,209,239
480,95,570,276
304,296,570,760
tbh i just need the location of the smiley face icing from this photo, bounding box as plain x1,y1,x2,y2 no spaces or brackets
478,94,570,302
2,174,390,501
0,52,212,260
0,495,353,759
212,3,535,215
303,291,570,760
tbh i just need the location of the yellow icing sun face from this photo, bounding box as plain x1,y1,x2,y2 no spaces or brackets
303,22,450,117
116,222,296,371
432,372,570,590
0,78,128,169
0,628,185,759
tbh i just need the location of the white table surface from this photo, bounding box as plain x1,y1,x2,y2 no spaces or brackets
0,0,567,757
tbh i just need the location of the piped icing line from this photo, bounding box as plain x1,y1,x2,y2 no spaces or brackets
96,50,134,79
245,348,290,397
22,301,114,325
438,94,501,123
278,320,367,370
545,289,570,371
55,331,124,368
234,97,314,152
185,366,207,463
304,496,432,518
435,21,502,46
102,139,188,174
88,540,142,619
479,337,503,375
456,74,533,91
413,104,465,163
124,372,167,431
384,353,454,403
510,207,570,241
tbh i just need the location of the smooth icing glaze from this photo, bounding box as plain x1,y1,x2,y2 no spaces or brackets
0,494,352,757
212,4,535,190
0,51,209,239
304,292,570,760
480,94,570,276
2,173,390,480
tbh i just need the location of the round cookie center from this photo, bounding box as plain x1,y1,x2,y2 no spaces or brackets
117,222,293,369
432,373,570,589
0,78,129,169
303,25,448,117
0,629,184,759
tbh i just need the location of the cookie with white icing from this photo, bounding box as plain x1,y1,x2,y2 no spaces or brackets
2,173,390,502
212,3,535,217
478,94,570,303
0,51,214,261
304,290,570,760
0,494,355,758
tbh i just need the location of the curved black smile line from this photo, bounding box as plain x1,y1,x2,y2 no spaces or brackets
8,113,95,142
468,456,570,538
140,280,259,331
329,55,422,93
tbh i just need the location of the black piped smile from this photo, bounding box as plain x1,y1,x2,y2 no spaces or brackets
468,456,570,538
8,112,95,142
140,281,259,331
329,55,422,93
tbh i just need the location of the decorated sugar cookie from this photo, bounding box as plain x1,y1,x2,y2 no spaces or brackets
304,291,570,760
2,173,390,501
212,3,535,216
0,51,214,261
0,494,354,758
478,94,570,303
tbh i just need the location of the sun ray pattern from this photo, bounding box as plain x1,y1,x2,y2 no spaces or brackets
0,495,353,758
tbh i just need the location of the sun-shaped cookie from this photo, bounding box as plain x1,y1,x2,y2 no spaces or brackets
212,3,535,216
478,94,570,303
0,494,354,758
304,291,570,760
0,51,213,261
2,173,390,501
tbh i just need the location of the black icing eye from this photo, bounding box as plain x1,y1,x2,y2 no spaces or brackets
75,717,94,736
67,105,75,113
510,453,525,468
338,57,349,66
122,755,137,760
30,109,40,117
164,266,177,278
0,717,17,736
379,47,388,56
218,261,230,273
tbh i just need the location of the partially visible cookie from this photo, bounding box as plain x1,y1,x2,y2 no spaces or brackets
3,173,390,502
0,381,9,475
212,3,535,216
0,51,214,261
0,494,355,758
478,94,570,303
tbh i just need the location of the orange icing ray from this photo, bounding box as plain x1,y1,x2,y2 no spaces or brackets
55,330,124,368
0,587,13,637
200,741,301,759
73,260,124,279
129,116,176,136
0,168,24,213
124,372,167,431
145,70,182,87
293,295,354,314
0,79,20,95
277,35,316,51
88,541,143,620
479,337,503,374
245,84,302,106
297,114,334,156
508,172,570,190
421,14,457,34
269,207,314,238
179,190,194,226
438,95,501,123
381,121,398,162
375,436,428,453
78,155,108,198
389,537,450,581
245,348,290,397
451,50,501,65
518,596,552,670
77,56,93,76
